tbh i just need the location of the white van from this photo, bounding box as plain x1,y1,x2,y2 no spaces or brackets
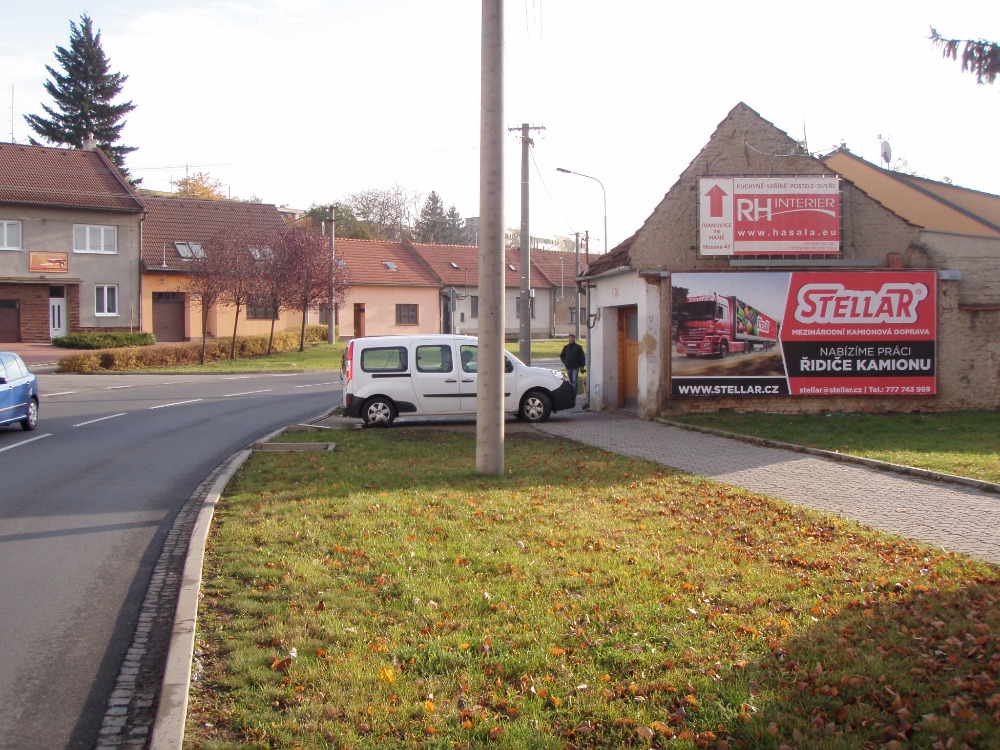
342,335,576,426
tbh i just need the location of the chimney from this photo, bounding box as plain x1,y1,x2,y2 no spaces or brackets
83,133,96,151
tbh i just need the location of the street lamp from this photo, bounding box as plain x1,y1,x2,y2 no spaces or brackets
557,167,608,411
556,167,607,256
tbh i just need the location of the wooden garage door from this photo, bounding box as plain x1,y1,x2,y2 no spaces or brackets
152,293,185,342
0,300,20,342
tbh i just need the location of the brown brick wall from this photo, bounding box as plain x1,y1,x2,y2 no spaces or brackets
0,283,49,342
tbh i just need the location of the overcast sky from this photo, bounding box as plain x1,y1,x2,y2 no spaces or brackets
3,1,997,252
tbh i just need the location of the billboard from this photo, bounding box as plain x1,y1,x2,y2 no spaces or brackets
698,176,841,256
671,271,937,398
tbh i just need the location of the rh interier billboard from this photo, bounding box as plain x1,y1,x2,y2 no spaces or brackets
671,271,937,398
698,176,841,256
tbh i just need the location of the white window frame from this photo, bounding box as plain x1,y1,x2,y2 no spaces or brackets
95,284,119,316
1,219,22,250
74,224,118,254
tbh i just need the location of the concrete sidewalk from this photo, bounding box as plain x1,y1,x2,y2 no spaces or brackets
536,410,1000,565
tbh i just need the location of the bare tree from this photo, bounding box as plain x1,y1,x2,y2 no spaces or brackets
202,226,267,359
342,184,421,240
271,226,347,351
186,244,230,364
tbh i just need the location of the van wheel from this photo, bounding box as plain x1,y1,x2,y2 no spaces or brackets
519,391,552,423
362,397,396,427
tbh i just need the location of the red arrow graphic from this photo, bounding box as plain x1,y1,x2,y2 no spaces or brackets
705,184,728,217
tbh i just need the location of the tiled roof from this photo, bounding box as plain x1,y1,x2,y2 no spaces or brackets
527,248,583,288
336,239,442,287
141,195,285,271
406,241,560,289
822,149,1000,237
0,141,143,213
583,233,635,277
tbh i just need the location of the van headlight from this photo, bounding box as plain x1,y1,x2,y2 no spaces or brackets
551,369,569,382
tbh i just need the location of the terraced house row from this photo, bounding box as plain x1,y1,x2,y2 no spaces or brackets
0,140,585,345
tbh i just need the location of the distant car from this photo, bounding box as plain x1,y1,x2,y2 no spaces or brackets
0,351,39,431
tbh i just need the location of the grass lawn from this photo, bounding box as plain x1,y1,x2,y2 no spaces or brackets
668,412,1000,485
186,426,999,750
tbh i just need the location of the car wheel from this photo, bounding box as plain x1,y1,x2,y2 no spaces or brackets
519,390,552,423
362,397,396,427
20,398,38,431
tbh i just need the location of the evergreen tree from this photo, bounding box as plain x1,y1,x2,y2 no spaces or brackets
930,27,1000,85
442,204,469,245
414,191,447,243
25,14,137,179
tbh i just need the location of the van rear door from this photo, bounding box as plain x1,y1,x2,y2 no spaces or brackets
412,341,463,414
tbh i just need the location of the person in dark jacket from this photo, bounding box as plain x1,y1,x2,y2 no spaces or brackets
559,334,586,392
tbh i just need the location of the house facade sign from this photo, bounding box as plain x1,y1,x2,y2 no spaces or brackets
698,176,841,256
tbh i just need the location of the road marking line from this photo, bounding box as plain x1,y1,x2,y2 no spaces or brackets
105,385,136,390
74,413,127,427
43,391,76,397
223,390,272,397
295,382,339,388
0,434,52,453
225,376,253,380
150,399,203,409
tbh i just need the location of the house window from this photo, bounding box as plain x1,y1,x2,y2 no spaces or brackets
569,306,578,324
396,304,418,325
174,241,205,260
249,246,273,260
247,304,278,320
95,284,118,316
1,220,22,250
74,225,117,254
470,295,478,319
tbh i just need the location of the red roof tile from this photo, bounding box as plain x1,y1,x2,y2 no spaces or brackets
336,239,441,287
141,194,285,271
0,141,143,213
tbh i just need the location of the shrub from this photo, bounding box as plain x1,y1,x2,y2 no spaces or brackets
53,331,157,349
55,325,334,372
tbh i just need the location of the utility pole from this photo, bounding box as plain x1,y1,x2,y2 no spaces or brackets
328,205,336,344
573,232,581,340
510,122,544,364
477,0,504,475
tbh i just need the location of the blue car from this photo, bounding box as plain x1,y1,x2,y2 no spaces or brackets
0,351,39,431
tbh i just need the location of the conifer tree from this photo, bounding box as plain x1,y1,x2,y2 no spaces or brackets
414,191,447,243
25,14,137,179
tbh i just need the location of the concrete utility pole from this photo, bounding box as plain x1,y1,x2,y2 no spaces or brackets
510,122,544,364
574,232,581,340
477,0,504,475
328,205,336,344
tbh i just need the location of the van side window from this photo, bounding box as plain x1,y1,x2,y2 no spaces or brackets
460,345,477,373
360,346,407,373
415,345,453,373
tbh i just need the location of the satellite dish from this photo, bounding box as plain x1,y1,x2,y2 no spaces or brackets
880,140,892,166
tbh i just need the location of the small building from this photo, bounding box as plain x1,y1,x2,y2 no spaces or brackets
335,239,443,338
0,141,145,342
139,195,290,341
583,103,1000,417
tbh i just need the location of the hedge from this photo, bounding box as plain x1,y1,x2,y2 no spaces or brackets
56,326,330,373
53,331,158,349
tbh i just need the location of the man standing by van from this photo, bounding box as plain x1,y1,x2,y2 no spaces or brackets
560,334,586,393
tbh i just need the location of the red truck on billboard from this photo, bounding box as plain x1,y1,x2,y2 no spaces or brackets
675,293,778,357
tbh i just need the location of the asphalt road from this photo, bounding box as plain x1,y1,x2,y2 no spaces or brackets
0,371,341,750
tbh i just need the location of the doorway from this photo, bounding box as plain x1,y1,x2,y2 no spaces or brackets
617,306,639,408
353,303,366,338
49,287,67,339
0,300,19,342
